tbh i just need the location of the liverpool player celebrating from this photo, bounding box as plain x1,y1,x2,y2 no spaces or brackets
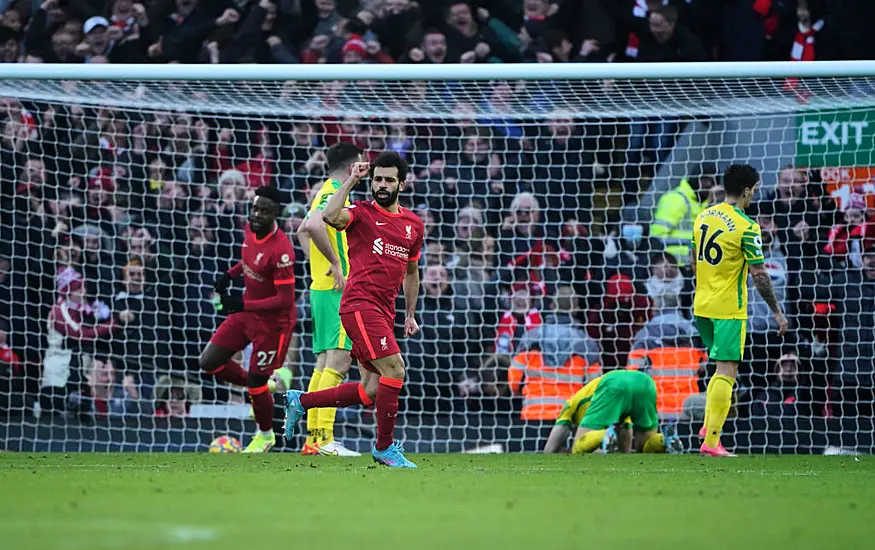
200,186,296,453
284,153,424,468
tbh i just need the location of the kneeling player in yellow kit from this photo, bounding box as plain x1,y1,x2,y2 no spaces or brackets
692,164,787,457
544,369,680,454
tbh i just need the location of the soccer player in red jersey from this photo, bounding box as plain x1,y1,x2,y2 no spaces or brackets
199,186,296,453
284,152,424,468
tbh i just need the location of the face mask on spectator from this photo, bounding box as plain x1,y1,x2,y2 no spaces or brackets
645,273,683,308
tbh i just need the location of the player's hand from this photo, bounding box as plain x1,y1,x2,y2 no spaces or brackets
403,316,420,338
214,272,232,295
220,295,245,314
774,311,789,337
347,161,370,184
327,263,346,290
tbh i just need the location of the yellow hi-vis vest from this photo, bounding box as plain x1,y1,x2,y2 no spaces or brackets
650,178,703,265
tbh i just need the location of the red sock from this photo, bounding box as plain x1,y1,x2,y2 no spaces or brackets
207,360,248,387
375,377,403,451
248,385,274,432
300,382,372,409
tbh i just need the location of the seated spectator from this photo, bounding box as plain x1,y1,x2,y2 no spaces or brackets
633,253,695,350
588,273,650,370
749,352,811,419
154,375,202,418
68,356,139,418
494,285,542,355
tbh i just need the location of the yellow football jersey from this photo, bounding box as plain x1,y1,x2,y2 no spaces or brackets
692,202,764,319
307,179,349,291
555,377,602,427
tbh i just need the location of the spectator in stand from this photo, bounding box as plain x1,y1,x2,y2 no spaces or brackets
406,263,473,412
368,0,423,61
148,2,241,64
824,194,873,269
68,356,140,418
619,3,708,62
111,258,171,384
404,28,448,64
0,318,24,416
168,209,221,366
768,165,810,238
749,351,815,418
588,273,651,370
443,1,520,63
633,252,695,350
494,285,542,355
71,223,117,301
827,247,875,418
511,286,602,419
651,162,719,266
154,374,201,417
497,192,558,296
532,114,600,226
40,269,133,414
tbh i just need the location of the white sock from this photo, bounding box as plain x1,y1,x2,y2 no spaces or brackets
258,429,273,438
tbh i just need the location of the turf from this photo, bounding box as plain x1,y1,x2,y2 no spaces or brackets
2,453,872,550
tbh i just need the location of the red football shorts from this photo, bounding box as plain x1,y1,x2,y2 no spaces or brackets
210,312,293,376
340,310,400,373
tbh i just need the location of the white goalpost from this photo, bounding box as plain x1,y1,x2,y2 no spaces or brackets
1,62,874,454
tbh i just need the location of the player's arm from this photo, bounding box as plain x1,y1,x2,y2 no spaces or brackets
402,260,420,337
296,218,311,261
544,424,572,454
745,226,788,335
749,264,788,335
616,422,633,453
214,261,243,296
690,241,697,276
323,162,369,230
305,210,341,268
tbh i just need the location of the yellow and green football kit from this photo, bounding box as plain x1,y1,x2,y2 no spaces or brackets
692,202,765,362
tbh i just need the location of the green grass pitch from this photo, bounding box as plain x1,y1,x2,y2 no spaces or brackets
2,453,873,550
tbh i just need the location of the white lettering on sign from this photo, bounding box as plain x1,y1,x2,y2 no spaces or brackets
801,121,869,146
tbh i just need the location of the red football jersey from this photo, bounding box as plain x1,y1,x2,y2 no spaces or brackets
240,223,296,317
339,200,424,319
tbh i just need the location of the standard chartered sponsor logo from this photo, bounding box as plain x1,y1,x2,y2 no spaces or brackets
371,238,408,260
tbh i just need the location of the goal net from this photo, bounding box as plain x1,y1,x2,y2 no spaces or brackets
1,64,874,454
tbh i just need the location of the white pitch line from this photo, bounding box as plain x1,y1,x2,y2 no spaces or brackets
9,519,218,549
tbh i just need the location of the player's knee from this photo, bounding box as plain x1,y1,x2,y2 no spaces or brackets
381,355,405,379
247,373,270,390
198,351,216,372
641,432,666,454
326,351,352,374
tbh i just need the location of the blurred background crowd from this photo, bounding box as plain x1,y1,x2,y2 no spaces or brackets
0,0,873,439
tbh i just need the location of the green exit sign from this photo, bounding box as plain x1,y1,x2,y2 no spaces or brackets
796,108,875,167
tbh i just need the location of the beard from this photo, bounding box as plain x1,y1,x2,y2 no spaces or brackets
372,187,399,208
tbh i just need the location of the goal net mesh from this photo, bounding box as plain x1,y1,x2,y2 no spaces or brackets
1,74,874,454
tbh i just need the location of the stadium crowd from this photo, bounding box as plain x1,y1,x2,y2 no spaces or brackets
0,0,873,438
